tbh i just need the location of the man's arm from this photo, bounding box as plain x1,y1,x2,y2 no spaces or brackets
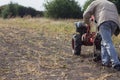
83,1,97,25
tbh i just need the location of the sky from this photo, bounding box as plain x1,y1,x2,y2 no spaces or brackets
0,0,87,11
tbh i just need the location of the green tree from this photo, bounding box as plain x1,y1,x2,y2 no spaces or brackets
0,2,43,18
1,2,17,18
114,0,120,14
44,0,83,19
82,0,94,11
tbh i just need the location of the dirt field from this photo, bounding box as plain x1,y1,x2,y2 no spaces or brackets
0,18,120,80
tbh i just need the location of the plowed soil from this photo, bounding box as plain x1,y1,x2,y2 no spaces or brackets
0,18,120,80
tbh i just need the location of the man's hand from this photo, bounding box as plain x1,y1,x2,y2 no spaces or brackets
84,23,90,27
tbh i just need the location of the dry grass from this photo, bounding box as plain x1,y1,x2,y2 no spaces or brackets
0,18,120,80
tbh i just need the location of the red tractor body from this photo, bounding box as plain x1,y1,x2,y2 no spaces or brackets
72,21,101,61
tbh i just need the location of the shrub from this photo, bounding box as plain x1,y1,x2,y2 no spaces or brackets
1,2,43,19
1,2,18,18
44,0,83,19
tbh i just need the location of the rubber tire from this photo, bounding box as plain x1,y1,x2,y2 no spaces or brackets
72,34,82,55
93,45,101,62
93,33,101,62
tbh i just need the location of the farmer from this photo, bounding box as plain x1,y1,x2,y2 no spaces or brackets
83,0,120,71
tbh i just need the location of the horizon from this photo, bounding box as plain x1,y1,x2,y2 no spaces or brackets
0,0,87,11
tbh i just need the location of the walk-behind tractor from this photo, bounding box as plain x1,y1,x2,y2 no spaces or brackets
72,21,102,62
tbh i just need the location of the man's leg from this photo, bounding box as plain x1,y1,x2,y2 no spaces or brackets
100,25,110,65
99,22,120,67
101,41,110,65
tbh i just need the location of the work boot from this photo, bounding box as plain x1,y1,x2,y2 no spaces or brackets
113,64,120,71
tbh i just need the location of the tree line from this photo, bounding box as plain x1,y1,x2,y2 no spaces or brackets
0,2,43,19
0,0,120,19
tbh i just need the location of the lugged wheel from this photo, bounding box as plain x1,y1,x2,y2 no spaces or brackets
93,33,102,62
72,34,82,55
